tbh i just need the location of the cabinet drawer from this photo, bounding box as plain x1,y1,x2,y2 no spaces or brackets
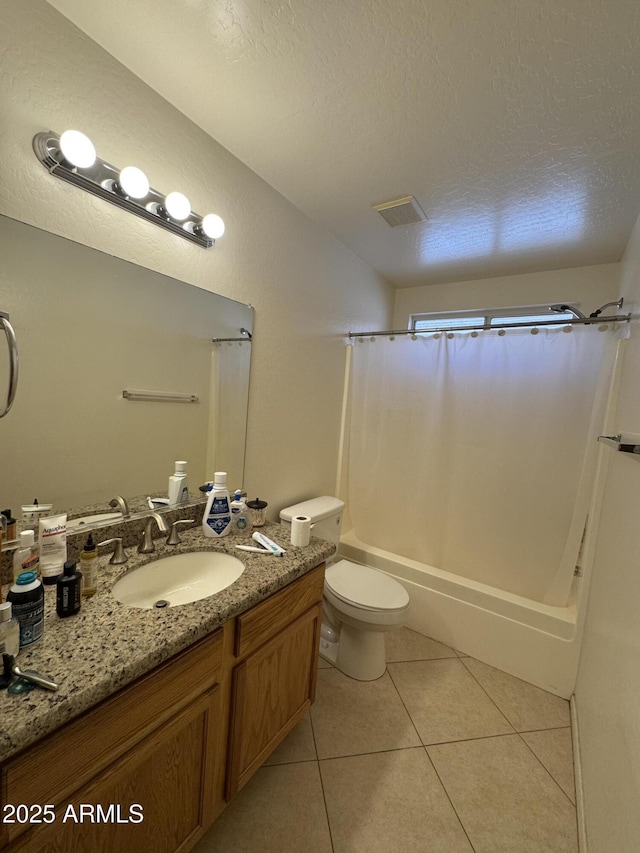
2,629,223,825
234,564,325,659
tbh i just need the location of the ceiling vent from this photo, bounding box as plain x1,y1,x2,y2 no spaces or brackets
372,196,427,228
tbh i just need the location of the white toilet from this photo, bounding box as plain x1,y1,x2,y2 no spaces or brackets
280,496,410,681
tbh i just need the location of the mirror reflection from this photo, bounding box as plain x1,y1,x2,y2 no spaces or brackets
0,215,253,517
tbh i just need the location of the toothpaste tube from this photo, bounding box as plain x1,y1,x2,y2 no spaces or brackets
252,531,286,556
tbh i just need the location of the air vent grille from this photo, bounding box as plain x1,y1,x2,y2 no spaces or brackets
372,196,427,228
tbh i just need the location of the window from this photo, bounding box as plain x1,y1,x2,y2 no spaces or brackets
411,305,577,333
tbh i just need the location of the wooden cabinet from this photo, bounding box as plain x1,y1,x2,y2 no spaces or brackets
0,563,325,853
1,629,225,853
226,565,324,798
7,688,221,853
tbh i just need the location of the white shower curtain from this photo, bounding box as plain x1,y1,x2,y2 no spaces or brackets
347,326,614,604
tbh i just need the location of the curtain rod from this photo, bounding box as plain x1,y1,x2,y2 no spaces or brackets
348,313,632,339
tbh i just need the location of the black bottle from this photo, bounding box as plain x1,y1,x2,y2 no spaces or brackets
56,560,82,618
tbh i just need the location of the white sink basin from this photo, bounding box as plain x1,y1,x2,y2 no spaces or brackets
67,512,122,530
112,551,245,609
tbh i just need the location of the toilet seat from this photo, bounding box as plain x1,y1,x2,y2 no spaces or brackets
325,560,410,612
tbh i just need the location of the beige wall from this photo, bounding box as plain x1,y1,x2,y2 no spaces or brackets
393,263,619,328
573,214,640,850
0,1,393,518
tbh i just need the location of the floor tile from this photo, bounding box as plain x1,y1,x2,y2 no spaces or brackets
192,762,332,853
461,657,570,731
320,748,473,852
428,734,578,852
522,727,576,803
263,711,317,766
388,659,514,744
310,668,421,759
385,627,458,662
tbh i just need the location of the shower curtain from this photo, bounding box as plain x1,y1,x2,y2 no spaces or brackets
347,326,616,605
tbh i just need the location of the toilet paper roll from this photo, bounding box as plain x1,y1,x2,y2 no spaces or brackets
290,515,312,547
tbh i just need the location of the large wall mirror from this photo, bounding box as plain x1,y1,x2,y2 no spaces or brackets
0,215,253,515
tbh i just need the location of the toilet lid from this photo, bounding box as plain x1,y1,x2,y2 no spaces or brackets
325,560,410,611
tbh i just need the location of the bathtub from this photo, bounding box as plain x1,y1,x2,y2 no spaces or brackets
339,529,583,699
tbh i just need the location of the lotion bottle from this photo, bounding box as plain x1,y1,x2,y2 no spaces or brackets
12,530,39,582
168,460,189,505
202,472,232,538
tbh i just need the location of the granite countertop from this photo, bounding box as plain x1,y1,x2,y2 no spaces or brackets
0,522,334,765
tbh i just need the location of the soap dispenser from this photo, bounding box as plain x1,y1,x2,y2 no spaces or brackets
230,490,252,538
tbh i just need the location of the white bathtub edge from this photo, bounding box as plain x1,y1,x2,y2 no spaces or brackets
339,529,581,698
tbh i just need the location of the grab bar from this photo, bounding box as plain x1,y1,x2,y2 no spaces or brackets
0,312,19,418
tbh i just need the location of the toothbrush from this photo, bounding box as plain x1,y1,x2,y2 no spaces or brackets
235,544,276,555
252,531,286,556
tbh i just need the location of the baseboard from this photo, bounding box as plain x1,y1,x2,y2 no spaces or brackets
570,695,588,852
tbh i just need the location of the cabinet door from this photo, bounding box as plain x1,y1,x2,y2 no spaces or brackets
226,603,321,799
6,686,222,853
2,629,224,850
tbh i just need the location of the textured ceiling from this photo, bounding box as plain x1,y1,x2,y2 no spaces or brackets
48,0,640,287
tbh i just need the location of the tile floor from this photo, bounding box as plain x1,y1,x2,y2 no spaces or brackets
193,628,578,853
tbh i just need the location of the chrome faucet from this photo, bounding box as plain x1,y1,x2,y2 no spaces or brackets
166,519,194,546
97,537,128,565
138,512,169,554
109,495,130,518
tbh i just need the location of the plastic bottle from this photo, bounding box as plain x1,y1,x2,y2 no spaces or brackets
230,490,252,538
0,601,20,657
168,460,189,505
7,571,44,648
80,533,98,597
56,560,82,618
202,472,232,538
12,530,40,582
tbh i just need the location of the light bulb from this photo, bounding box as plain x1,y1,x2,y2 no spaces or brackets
59,130,96,168
118,166,150,199
201,213,225,239
164,191,191,221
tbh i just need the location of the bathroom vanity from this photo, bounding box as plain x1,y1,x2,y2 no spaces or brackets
0,524,332,852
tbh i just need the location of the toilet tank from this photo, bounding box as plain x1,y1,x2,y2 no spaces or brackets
279,496,344,549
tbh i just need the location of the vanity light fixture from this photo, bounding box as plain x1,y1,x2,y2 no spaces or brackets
32,130,225,249
164,191,191,221
118,166,150,200
59,129,96,168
